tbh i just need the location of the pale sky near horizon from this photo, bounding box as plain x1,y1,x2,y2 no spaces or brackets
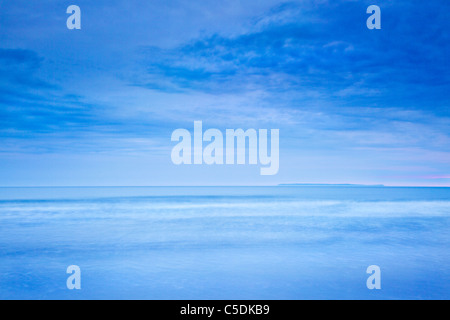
0,0,449,186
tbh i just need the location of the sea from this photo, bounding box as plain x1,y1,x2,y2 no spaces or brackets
0,186,448,300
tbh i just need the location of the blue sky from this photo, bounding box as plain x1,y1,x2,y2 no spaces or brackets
0,0,449,186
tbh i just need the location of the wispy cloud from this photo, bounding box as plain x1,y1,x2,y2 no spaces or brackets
134,0,449,113
0,0,448,185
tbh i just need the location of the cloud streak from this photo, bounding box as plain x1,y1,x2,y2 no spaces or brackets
0,0,448,185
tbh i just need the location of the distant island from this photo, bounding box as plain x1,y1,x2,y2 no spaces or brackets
278,183,385,187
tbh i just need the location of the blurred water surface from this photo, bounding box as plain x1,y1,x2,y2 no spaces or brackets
0,186,449,299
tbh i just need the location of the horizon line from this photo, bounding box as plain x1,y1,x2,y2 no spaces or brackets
0,184,449,188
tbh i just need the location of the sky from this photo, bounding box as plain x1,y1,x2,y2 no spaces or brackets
0,0,449,186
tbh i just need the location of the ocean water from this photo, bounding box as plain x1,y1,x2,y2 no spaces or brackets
0,186,449,300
